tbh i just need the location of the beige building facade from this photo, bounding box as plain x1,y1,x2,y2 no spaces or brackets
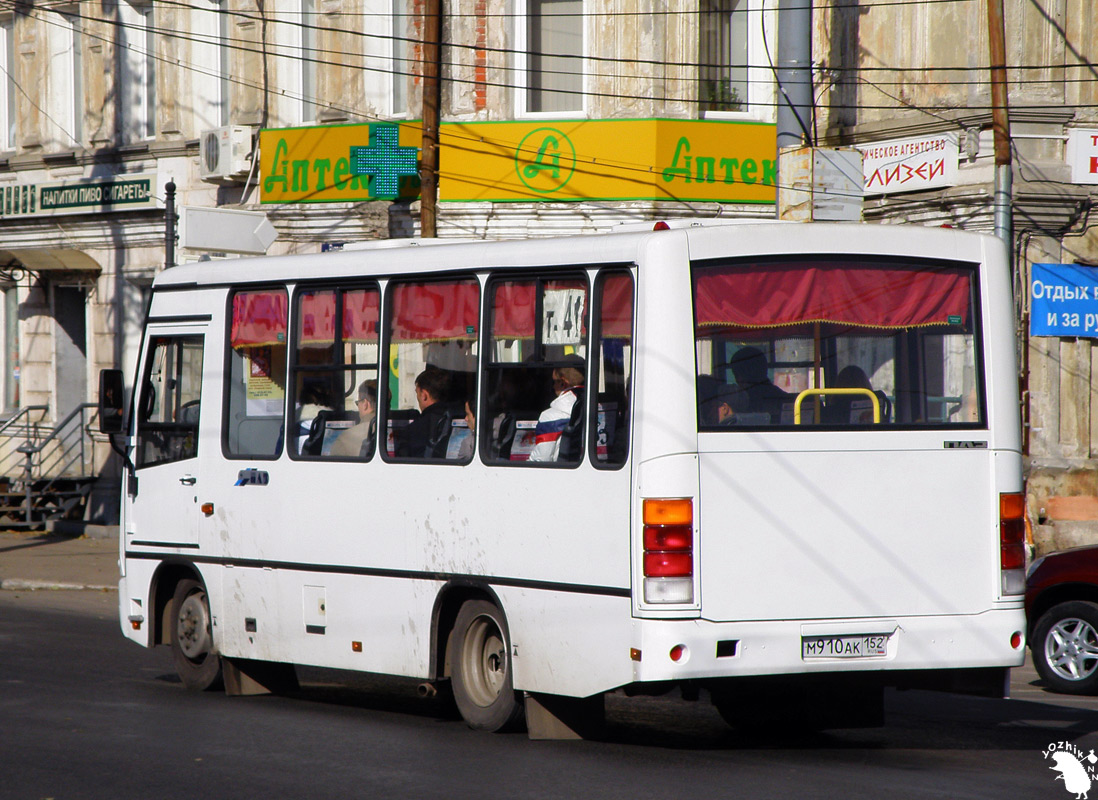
0,0,1094,535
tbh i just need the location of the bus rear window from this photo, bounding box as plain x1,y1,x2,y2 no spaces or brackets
692,256,984,429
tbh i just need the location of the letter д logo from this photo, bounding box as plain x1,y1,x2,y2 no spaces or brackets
515,127,577,195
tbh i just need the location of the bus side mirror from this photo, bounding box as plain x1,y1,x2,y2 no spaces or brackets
99,369,125,434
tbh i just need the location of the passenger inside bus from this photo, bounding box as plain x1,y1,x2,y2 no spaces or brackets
529,361,585,463
456,401,476,460
827,365,892,425
296,380,336,452
697,375,746,426
330,380,378,458
396,366,454,459
729,346,789,423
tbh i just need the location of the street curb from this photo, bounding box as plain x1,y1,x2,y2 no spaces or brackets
0,579,117,592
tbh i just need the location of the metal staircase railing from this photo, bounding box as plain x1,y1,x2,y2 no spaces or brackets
0,403,100,528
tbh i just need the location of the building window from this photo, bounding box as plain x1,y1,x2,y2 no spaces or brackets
193,0,230,129
698,0,772,117
391,0,408,117
0,16,13,150
271,0,313,125
50,8,83,146
699,0,747,113
300,0,317,123
518,0,583,115
120,1,156,140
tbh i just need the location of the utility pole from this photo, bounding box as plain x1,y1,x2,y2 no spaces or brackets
775,0,814,218
420,0,442,238
986,0,1012,249
776,0,813,154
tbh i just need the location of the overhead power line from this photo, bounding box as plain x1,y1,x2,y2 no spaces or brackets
1,0,1095,199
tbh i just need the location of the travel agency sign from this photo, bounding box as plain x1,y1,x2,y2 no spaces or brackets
856,133,959,195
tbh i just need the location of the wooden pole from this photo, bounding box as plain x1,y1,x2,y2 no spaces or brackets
986,0,1012,246
420,0,441,238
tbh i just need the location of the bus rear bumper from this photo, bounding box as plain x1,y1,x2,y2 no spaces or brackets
629,609,1027,687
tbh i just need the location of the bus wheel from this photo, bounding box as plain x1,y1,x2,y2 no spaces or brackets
1033,601,1098,695
170,578,223,691
451,600,524,732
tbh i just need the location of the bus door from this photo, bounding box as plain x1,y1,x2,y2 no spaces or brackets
125,323,208,549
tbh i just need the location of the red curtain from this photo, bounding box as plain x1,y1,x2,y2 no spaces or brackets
491,283,537,339
231,290,287,347
599,273,633,339
298,289,379,344
391,280,480,341
490,280,593,339
694,263,971,332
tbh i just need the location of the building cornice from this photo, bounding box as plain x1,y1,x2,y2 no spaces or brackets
0,139,198,176
824,108,1078,146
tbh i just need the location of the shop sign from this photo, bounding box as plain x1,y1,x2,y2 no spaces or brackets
0,172,160,219
440,119,776,204
1067,129,1098,185
1030,262,1098,337
260,122,422,204
856,133,958,195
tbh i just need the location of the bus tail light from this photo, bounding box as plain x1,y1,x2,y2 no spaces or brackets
643,498,694,604
1000,492,1026,595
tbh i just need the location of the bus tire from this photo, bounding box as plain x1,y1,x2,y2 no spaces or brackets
451,600,524,732
1032,601,1098,695
170,578,223,692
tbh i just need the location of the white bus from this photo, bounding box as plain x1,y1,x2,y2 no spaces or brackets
101,221,1027,737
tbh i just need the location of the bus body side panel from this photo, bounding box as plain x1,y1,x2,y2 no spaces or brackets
201,426,634,693
494,589,634,696
262,573,443,676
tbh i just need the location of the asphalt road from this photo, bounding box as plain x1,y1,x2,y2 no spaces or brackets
2,589,1097,800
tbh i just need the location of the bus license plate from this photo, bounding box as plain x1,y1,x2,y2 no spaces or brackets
801,634,889,659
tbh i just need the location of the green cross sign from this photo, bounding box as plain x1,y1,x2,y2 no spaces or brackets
349,125,420,199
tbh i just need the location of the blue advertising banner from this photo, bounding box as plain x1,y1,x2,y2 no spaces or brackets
1031,263,1098,337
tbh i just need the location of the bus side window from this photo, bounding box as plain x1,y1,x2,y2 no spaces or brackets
593,270,633,467
136,335,204,469
225,289,288,458
290,286,380,460
484,275,589,466
385,278,479,462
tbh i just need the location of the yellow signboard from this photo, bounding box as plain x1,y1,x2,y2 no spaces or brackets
260,122,423,204
259,118,776,205
439,119,776,204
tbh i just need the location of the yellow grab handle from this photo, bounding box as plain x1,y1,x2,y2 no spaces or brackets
793,388,881,424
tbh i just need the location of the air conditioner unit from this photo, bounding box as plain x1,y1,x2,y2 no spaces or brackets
199,126,254,183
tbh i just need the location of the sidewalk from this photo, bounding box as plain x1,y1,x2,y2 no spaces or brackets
0,528,119,591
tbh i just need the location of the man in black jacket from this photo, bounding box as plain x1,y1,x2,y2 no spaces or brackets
396,366,454,458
